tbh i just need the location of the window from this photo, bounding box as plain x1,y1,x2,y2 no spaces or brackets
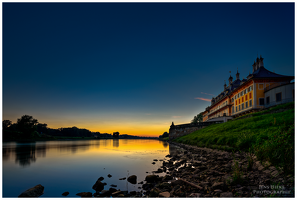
248,87,250,92
246,102,248,108
242,103,244,110
266,96,270,105
259,98,264,105
238,105,240,111
241,91,243,96
249,100,252,107
236,106,237,112
245,95,247,101
232,98,234,103
239,99,241,104
232,106,234,113
276,93,282,102
250,86,253,91
259,84,264,89
245,89,247,94
242,97,244,102
249,93,252,99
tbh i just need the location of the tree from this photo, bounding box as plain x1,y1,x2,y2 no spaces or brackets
16,115,39,138
159,132,169,138
3,120,12,130
191,112,203,124
113,132,120,138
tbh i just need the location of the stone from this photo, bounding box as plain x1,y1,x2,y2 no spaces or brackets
189,193,202,197
145,175,158,183
119,177,126,180
153,159,158,161
99,190,111,197
76,192,92,197
159,191,170,197
109,187,117,193
211,182,224,189
127,175,137,184
214,189,223,193
220,192,234,197
92,179,105,192
110,184,117,187
62,191,69,196
152,162,156,165
18,184,44,197
98,176,104,181
111,191,122,197
107,174,112,178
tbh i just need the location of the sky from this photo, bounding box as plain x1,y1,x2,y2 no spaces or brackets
3,2,295,137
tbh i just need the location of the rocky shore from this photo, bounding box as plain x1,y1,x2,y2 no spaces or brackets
19,141,294,198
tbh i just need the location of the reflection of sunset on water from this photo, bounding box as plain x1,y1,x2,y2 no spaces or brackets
3,139,170,197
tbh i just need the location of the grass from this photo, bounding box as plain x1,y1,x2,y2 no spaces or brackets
173,102,294,177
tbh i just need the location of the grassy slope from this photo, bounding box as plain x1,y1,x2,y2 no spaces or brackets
174,102,294,175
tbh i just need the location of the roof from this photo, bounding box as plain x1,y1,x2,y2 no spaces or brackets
248,66,294,79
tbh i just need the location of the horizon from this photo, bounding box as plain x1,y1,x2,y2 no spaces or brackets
3,3,295,137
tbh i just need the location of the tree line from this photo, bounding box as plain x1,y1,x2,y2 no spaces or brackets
2,115,110,140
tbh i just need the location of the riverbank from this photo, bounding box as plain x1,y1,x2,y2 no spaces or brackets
139,141,294,197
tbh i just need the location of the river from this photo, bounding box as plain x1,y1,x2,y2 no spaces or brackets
2,139,178,197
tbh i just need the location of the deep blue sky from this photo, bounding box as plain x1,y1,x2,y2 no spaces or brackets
3,3,295,136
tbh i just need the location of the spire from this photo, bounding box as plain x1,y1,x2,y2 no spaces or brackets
228,74,233,86
252,60,256,73
224,80,227,90
259,55,264,68
236,68,240,80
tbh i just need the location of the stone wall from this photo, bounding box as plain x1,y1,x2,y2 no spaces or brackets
169,121,222,140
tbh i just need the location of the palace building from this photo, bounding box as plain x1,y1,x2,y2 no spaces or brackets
202,56,294,123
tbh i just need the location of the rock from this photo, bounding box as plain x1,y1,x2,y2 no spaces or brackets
98,176,104,181
153,159,158,161
159,191,170,197
76,192,92,197
109,187,117,193
127,175,137,184
18,184,44,197
189,193,202,197
99,190,111,197
145,175,158,183
62,191,69,196
142,183,154,190
171,180,184,187
214,189,223,193
111,191,122,197
107,174,112,178
152,162,156,165
92,179,105,192
211,182,224,190
220,192,233,197
110,184,117,187
119,177,126,180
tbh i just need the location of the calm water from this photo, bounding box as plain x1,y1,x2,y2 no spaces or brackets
2,139,176,197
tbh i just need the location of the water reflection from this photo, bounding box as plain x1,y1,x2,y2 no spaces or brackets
113,139,119,148
3,139,170,197
15,143,36,167
3,139,171,167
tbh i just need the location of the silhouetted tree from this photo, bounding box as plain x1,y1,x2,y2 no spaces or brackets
16,115,39,138
191,112,203,124
159,132,169,138
3,120,12,130
113,132,120,138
